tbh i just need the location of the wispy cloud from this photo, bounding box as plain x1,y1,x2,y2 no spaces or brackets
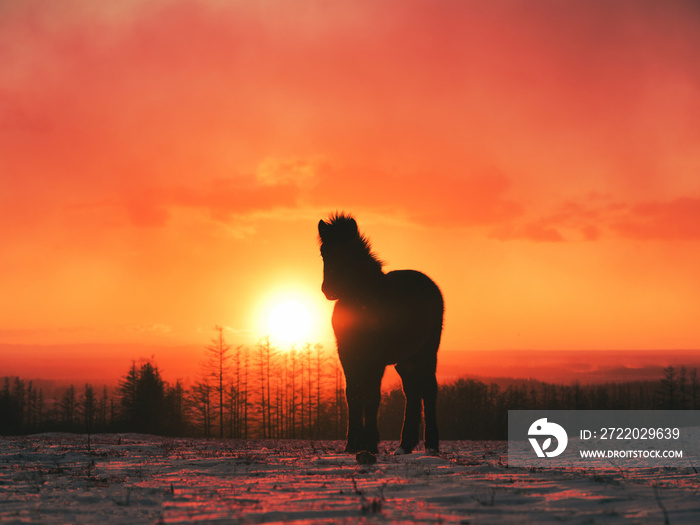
613,197,700,241
491,194,700,243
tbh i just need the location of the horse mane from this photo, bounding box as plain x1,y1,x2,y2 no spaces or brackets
320,212,384,272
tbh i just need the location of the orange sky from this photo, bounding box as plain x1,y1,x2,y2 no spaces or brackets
2,0,700,380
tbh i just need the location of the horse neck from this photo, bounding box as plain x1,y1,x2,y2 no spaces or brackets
348,260,385,301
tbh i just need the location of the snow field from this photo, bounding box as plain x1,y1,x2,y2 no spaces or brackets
1,434,699,523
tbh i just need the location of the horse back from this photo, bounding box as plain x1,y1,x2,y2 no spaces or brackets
381,270,443,364
385,269,442,312
332,269,443,367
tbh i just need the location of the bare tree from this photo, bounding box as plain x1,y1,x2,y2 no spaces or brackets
254,337,277,438
315,343,326,438
78,384,97,450
25,381,35,431
188,380,213,437
231,344,246,438
242,345,250,438
36,388,44,429
289,345,298,437
658,366,677,409
97,386,109,430
60,385,76,428
202,326,232,438
691,368,699,409
678,366,689,409
255,338,268,438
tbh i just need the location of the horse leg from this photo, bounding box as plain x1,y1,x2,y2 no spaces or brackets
344,379,363,453
420,325,441,455
422,371,440,455
359,366,384,454
395,362,421,455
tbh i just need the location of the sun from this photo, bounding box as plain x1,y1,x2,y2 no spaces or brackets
266,300,313,346
255,285,334,348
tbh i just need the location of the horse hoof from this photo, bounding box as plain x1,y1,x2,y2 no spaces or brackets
356,451,377,465
394,447,410,456
425,447,440,457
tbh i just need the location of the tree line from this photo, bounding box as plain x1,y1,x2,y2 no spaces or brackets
394,365,699,440
1,336,697,441
187,328,347,440
0,328,347,439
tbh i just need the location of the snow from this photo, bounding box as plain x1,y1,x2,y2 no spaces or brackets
1,434,699,523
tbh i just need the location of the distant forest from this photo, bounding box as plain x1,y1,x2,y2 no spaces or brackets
1,330,698,440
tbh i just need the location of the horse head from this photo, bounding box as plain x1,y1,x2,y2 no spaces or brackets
318,213,383,301
318,215,359,300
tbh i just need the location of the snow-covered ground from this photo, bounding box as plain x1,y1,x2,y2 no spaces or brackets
1,434,699,523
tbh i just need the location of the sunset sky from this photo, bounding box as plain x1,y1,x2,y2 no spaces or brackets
2,0,700,381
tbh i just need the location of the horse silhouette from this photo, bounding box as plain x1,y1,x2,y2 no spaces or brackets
318,213,443,456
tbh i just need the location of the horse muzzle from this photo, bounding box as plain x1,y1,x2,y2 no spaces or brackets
322,283,339,301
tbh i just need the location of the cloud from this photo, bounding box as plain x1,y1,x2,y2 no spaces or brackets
130,323,173,336
491,221,565,243
63,173,305,230
125,192,171,228
172,176,303,222
308,164,523,228
54,156,524,232
491,193,700,243
487,194,607,242
256,157,324,188
613,197,700,241
1,0,699,243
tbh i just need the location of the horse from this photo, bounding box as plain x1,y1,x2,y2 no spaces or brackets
318,213,444,456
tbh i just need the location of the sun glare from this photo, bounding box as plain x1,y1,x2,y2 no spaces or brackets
266,300,313,346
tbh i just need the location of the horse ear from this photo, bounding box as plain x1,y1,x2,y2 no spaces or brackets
318,220,328,238
348,218,358,233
